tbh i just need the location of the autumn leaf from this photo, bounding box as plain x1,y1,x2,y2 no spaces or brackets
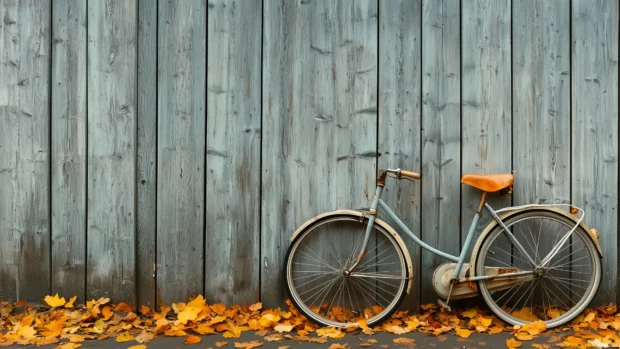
393,337,415,348
520,320,546,336
515,332,533,341
455,327,472,338
216,341,229,347
44,294,66,307
128,346,148,349
506,338,521,348
115,302,133,313
116,331,135,342
234,340,263,349
184,335,201,344
57,343,82,349
274,324,294,333
249,303,262,312
461,308,478,318
316,327,345,338
328,344,350,349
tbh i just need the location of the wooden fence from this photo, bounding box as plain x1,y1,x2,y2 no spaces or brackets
0,0,618,310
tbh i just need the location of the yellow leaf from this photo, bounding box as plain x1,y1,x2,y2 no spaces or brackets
64,295,77,308
273,324,294,333
406,319,420,329
116,331,135,343
521,320,546,336
584,312,596,323
176,305,202,325
506,338,522,348
420,304,436,311
462,309,478,318
455,327,472,338
249,303,262,312
128,346,147,349
210,303,227,315
216,341,229,347
193,324,215,335
115,302,133,313
327,344,350,349
264,334,283,342
135,331,155,344
17,325,36,339
56,343,82,349
44,293,66,307
516,332,533,341
316,327,345,338
184,335,201,344
258,314,281,328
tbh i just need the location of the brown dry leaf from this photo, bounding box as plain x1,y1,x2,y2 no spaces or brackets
135,331,155,344
184,335,202,344
316,327,345,339
36,337,60,345
234,340,263,349
362,327,375,335
216,341,229,347
274,324,294,333
506,338,521,348
437,336,447,342
515,332,533,341
278,346,290,349
327,344,349,349
56,343,82,349
115,302,133,313
264,334,283,342
393,337,415,348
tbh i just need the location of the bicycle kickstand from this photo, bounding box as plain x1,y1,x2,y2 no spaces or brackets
437,283,454,312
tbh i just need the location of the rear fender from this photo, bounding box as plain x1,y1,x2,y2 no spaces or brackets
290,210,414,294
468,206,603,278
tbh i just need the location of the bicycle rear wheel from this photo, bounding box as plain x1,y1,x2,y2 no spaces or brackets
475,210,601,328
284,214,408,327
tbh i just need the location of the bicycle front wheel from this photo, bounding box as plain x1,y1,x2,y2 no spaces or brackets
284,214,408,327
476,210,601,328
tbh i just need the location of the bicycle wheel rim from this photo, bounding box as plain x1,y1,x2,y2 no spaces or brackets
476,211,601,328
286,216,408,327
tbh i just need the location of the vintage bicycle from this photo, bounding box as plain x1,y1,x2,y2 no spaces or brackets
284,168,602,328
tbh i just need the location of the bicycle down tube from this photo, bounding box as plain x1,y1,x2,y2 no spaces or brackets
348,185,535,282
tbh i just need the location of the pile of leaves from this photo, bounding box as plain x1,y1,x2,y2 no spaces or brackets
0,294,618,348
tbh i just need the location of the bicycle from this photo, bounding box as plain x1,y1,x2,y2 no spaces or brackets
284,168,602,329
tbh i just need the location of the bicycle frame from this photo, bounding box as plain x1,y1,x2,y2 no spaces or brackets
349,185,536,283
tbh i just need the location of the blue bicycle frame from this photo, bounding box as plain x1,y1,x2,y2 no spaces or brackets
348,179,536,283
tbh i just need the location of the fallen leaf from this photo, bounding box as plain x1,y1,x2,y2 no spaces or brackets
116,331,135,342
216,341,229,347
234,340,263,349
456,327,472,338
462,309,478,318
44,294,66,307
249,303,262,312
128,346,148,349
506,338,521,348
274,324,294,333
393,337,415,348
184,335,202,344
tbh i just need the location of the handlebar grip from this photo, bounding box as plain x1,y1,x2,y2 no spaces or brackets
399,170,421,180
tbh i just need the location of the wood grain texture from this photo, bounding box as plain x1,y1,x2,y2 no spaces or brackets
51,0,87,301
136,0,157,308
157,0,206,304
261,0,378,307
461,0,511,253
420,0,460,304
0,0,51,301
206,0,261,305
378,0,421,311
87,0,137,302
571,0,618,305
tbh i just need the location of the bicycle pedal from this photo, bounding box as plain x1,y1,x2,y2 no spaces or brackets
437,299,451,312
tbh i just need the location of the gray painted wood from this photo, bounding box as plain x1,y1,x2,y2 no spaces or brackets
0,0,51,301
206,0,261,305
420,0,461,304
378,0,422,311
51,0,87,301
261,0,378,307
513,0,570,307
571,0,618,305
461,0,512,254
87,0,137,302
157,0,207,304
136,0,157,308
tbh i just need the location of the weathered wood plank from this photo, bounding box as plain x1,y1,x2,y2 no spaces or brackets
0,0,51,301
512,0,570,305
157,0,206,304
87,0,137,302
378,0,421,311
206,0,261,305
136,0,157,308
420,0,460,304
571,0,618,305
51,0,87,301
461,0,511,254
261,0,378,307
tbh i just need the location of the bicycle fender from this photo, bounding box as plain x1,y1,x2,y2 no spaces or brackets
468,206,603,278
290,210,415,295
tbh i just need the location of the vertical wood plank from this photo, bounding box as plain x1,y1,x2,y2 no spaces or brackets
51,0,87,301
136,0,157,307
461,0,511,252
157,0,207,304
378,0,422,310
87,0,137,302
420,0,461,304
206,0,261,305
261,0,378,307
571,0,618,305
512,0,570,306
0,0,51,301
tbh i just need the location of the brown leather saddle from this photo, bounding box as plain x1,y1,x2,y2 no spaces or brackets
461,173,514,192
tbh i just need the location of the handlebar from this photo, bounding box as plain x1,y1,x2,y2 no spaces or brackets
385,168,421,180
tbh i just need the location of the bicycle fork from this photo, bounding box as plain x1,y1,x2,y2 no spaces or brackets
346,185,384,274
